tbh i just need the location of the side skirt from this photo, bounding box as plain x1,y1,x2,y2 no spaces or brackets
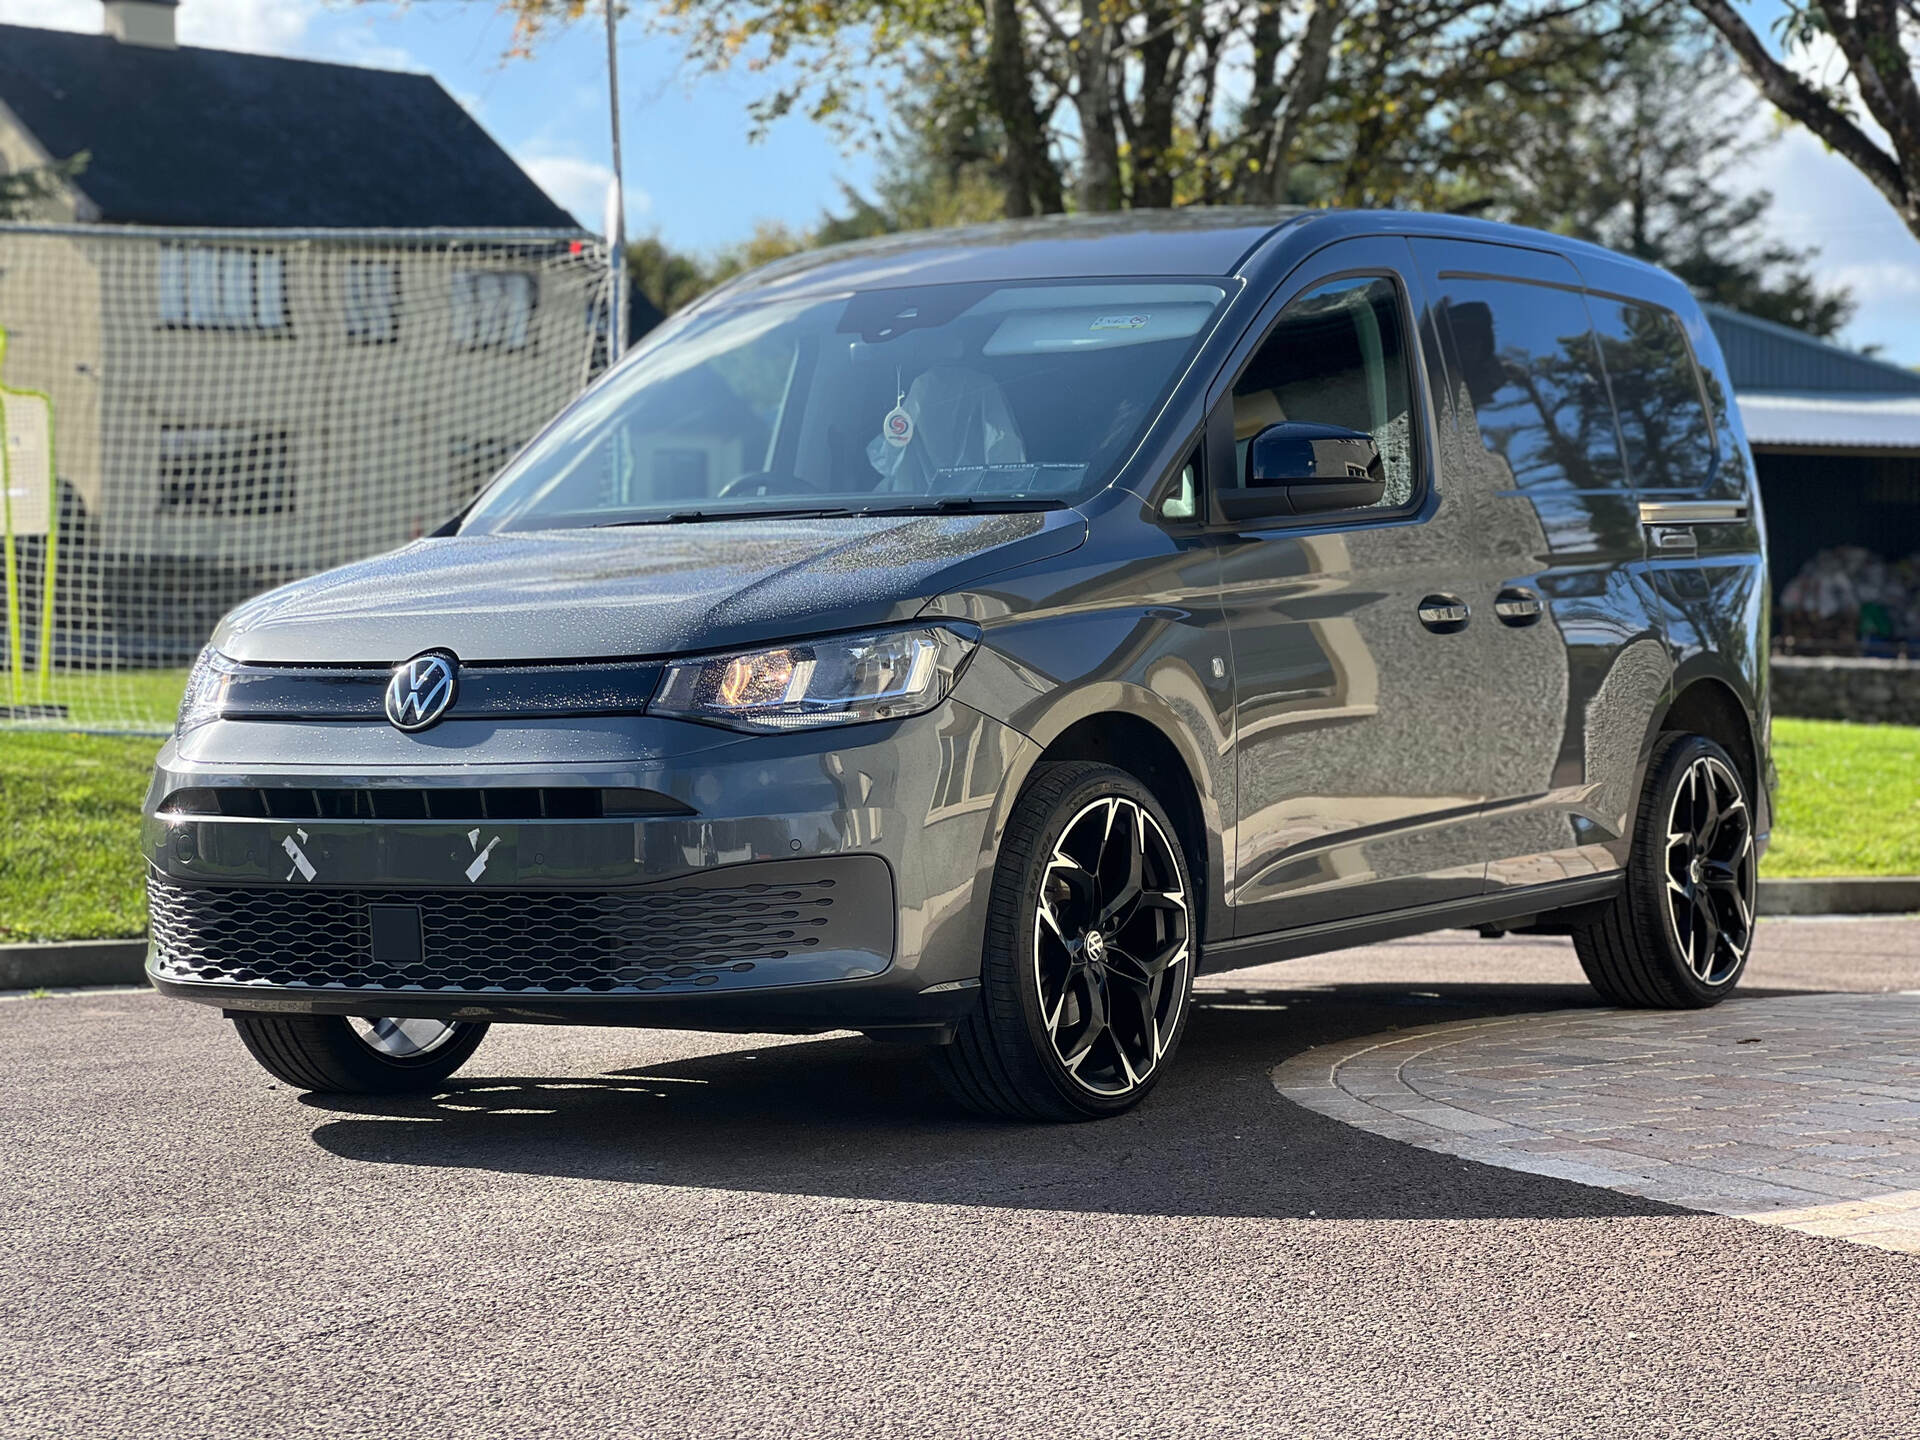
1198,874,1622,976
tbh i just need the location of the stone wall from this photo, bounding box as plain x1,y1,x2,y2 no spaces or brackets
1772,656,1920,725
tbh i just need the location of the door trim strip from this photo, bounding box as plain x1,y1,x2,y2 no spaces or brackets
1638,500,1748,526
1200,873,1622,974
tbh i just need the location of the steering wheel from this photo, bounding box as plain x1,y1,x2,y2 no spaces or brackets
716,471,823,500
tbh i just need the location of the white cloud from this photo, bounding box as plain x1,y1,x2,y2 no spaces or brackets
1734,72,1920,364
517,149,650,235
176,0,313,54
0,0,421,69
312,23,419,73
1824,259,1920,300
0,0,93,30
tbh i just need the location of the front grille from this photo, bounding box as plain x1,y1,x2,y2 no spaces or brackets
148,870,838,993
157,785,689,821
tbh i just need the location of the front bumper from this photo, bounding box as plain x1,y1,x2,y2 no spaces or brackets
144,701,1031,1033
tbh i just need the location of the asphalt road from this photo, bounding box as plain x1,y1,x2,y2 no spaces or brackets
5,919,1918,1439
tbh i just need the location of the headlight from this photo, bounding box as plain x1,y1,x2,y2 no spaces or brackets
651,624,978,732
176,646,241,735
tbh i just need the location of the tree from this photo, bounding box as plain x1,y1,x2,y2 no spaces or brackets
0,153,86,220
513,1,1849,341
1481,29,1854,336
1691,0,1920,244
486,1,1662,215
623,232,723,314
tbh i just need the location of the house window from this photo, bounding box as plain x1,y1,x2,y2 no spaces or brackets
344,260,401,344
450,271,536,351
158,245,288,331
158,426,295,515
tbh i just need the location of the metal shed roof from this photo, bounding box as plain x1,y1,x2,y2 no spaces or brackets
1705,303,1920,397
1737,392,1920,451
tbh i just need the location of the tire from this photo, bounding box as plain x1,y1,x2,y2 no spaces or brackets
1574,732,1759,1008
230,1013,489,1094
934,761,1198,1121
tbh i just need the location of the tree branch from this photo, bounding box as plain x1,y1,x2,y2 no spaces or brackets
1691,0,1908,211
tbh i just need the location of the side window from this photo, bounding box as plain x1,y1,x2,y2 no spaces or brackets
1160,455,1199,521
1230,276,1417,511
1439,278,1624,491
1587,298,1715,492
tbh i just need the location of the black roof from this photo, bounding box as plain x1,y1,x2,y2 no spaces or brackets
718,210,1295,305
706,207,1687,310
0,23,577,229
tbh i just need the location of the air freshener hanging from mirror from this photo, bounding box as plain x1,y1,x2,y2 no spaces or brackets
883,370,913,448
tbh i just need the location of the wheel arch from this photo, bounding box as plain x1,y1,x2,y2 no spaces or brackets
1651,670,1770,838
1000,694,1225,944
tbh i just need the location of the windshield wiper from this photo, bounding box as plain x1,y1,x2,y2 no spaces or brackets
855,497,1070,516
599,506,864,527
593,496,1071,527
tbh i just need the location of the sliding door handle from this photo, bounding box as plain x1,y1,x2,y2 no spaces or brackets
1493,587,1543,627
1647,525,1697,555
1417,595,1470,634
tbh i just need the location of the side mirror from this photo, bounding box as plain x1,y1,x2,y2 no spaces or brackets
1220,422,1386,523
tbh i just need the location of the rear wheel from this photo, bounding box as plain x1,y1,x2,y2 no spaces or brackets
1574,732,1758,1008
231,1013,488,1093
935,761,1196,1121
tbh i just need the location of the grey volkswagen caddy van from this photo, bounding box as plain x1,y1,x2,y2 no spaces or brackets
146,210,1770,1120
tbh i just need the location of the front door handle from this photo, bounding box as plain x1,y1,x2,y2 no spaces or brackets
1494,586,1544,627
1417,594,1470,634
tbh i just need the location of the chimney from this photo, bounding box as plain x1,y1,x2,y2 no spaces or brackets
102,0,178,48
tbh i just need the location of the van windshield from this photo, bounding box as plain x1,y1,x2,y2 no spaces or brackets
460,279,1229,530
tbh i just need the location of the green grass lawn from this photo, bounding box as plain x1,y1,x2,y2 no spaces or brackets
0,716,1913,943
0,729,160,942
3,667,188,732
1765,717,1920,878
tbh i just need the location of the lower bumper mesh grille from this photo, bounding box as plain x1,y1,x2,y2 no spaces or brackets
148,869,839,993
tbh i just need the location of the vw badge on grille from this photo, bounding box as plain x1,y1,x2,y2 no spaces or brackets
385,650,458,731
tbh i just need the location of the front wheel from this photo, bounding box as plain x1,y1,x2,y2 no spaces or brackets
935,761,1197,1121
231,1013,489,1093
1574,732,1759,1008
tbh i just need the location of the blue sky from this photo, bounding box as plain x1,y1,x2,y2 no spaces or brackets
8,0,1919,364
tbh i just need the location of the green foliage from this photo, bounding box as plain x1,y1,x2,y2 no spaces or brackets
0,151,87,220
487,3,1859,344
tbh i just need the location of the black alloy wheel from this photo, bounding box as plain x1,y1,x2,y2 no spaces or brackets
935,761,1195,1120
1575,732,1758,1008
1660,748,1758,985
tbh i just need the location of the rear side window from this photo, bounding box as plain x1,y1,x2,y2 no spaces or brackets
1230,276,1418,511
1586,298,1716,492
1438,278,1624,492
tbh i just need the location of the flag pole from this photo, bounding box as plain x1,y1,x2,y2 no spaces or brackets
603,0,628,361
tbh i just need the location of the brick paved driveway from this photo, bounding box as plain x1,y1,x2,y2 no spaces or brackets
1272,982,1920,1253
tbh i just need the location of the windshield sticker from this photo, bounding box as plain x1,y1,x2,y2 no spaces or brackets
1090,314,1150,331
883,403,914,448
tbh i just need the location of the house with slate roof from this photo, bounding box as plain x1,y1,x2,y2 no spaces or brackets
0,1,577,230
0,1,658,666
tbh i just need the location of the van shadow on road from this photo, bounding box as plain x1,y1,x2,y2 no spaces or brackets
301,981,1815,1224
